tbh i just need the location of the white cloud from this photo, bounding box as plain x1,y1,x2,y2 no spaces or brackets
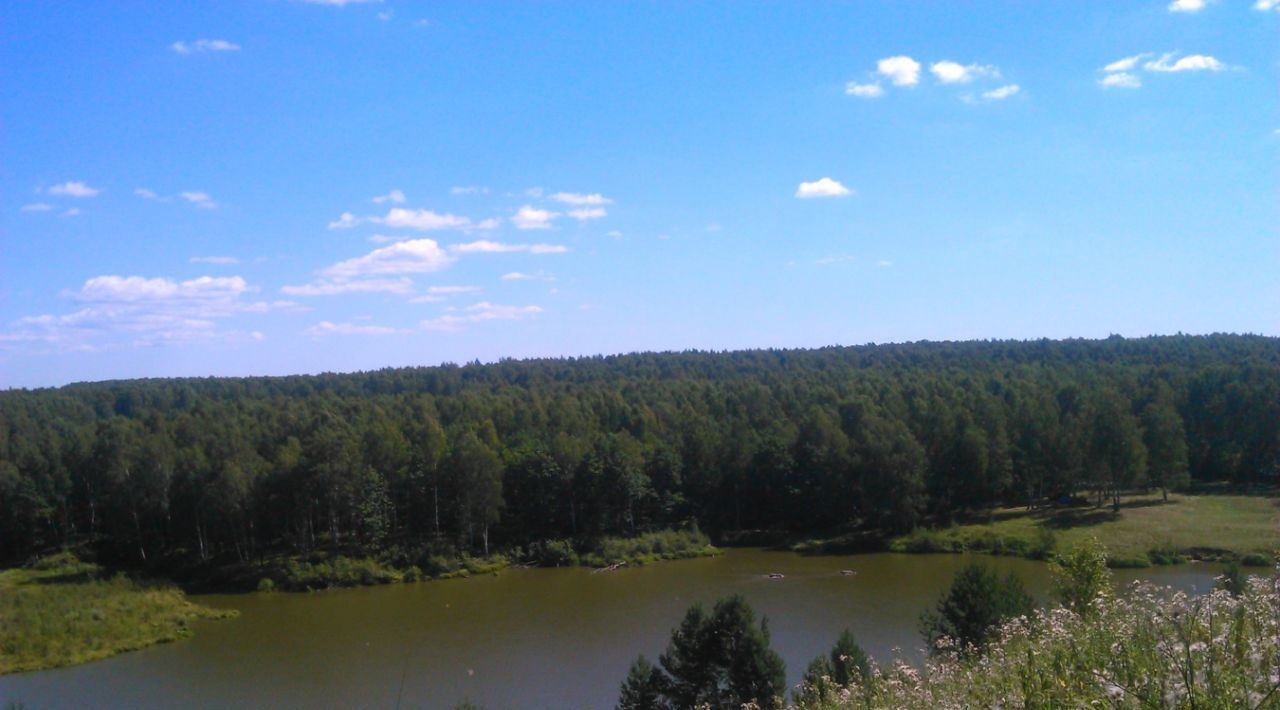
549,192,613,206
795,177,853,199
567,207,607,221
1099,72,1142,89
0,274,289,351
428,285,480,294
525,187,544,198
930,61,1000,84
190,256,240,265
280,278,413,296
1168,0,1208,12
450,240,569,254
63,208,81,217
181,191,217,209
511,205,560,230
816,255,855,265
134,188,160,200
1103,54,1150,73
1143,53,1227,73
171,39,240,55
20,203,52,212
377,10,393,20
981,84,1021,100
304,321,401,337
876,56,921,87
322,239,455,280
877,260,893,268
501,271,556,282
371,189,405,204
420,302,543,332
1257,0,1280,10
606,230,622,239
47,181,100,197
451,186,489,195
329,208,474,231
845,82,885,98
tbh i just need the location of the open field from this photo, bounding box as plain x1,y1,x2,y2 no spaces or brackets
0,554,236,675
883,492,1279,567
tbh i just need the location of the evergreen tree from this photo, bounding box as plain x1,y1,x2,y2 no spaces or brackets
921,562,1034,653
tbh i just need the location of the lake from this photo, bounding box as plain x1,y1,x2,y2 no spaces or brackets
0,549,1225,709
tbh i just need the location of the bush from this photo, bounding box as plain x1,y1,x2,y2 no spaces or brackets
920,562,1034,653
1240,552,1270,567
1147,543,1186,566
256,577,275,593
402,565,423,582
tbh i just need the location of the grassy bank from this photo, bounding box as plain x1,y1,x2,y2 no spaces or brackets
0,553,236,675
888,492,1278,567
793,492,1278,567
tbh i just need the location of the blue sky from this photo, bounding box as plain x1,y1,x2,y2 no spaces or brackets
2,0,1277,388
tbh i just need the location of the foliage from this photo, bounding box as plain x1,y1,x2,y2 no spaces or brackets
620,594,787,709
617,655,670,710
1049,537,1111,616
2,334,1278,573
920,562,1034,653
797,630,870,705
795,573,1280,708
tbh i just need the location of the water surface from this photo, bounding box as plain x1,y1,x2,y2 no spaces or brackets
0,549,1224,709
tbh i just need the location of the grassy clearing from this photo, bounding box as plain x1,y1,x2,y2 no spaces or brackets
881,492,1278,567
0,553,235,675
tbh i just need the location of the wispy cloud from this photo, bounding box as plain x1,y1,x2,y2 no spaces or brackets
451,186,489,195
1098,72,1142,89
980,84,1021,100
20,203,53,212
281,279,413,296
1168,0,1209,12
1143,53,1226,73
190,256,240,265
420,302,543,332
845,82,884,98
181,191,217,209
171,39,241,55
329,208,478,231
1257,0,1280,11
567,207,607,221
47,181,100,197
322,239,455,280
501,271,556,282
304,321,402,337
450,240,569,254
795,177,853,199
549,192,612,206
371,189,405,204
294,0,383,6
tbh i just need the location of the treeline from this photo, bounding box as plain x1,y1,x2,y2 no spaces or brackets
1,334,1277,568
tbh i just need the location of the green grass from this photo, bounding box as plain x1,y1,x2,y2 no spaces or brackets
883,492,1278,567
0,554,235,675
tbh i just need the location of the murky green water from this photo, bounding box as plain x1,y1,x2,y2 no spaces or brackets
0,549,1223,709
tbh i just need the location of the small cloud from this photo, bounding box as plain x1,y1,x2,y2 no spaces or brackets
190,256,240,265
377,10,393,20
930,61,1000,84
1143,53,1226,73
321,238,455,280
47,181,100,197
181,191,217,209
981,84,1020,100
877,260,893,268
420,302,543,332
606,230,622,239
451,186,489,195
845,82,885,98
1257,0,1280,11
450,240,568,254
1099,72,1142,89
171,39,241,55
795,177,853,199
525,187,544,198
511,205,559,230
304,321,402,337
63,208,81,217
876,56,921,87
567,207,607,221
706,223,722,233
816,255,855,265
501,271,556,282
413,19,430,27
294,0,382,6
134,188,159,199
549,192,612,206
1103,54,1151,73
20,203,53,212
371,189,405,204
330,208,474,231
281,279,414,296
428,285,480,294
1168,0,1208,12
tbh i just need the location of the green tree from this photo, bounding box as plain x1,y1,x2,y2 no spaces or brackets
921,562,1034,653
623,594,786,709
798,629,870,703
1049,537,1111,616
617,655,669,710
1141,384,1190,502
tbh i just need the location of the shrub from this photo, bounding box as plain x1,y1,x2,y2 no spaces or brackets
1240,552,1270,567
256,577,275,593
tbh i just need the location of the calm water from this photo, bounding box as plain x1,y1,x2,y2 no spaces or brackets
0,549,1224,709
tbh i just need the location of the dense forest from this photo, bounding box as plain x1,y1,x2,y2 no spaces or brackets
1,335,1277,569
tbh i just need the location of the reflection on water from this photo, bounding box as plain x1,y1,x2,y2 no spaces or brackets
0,549,1224,709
